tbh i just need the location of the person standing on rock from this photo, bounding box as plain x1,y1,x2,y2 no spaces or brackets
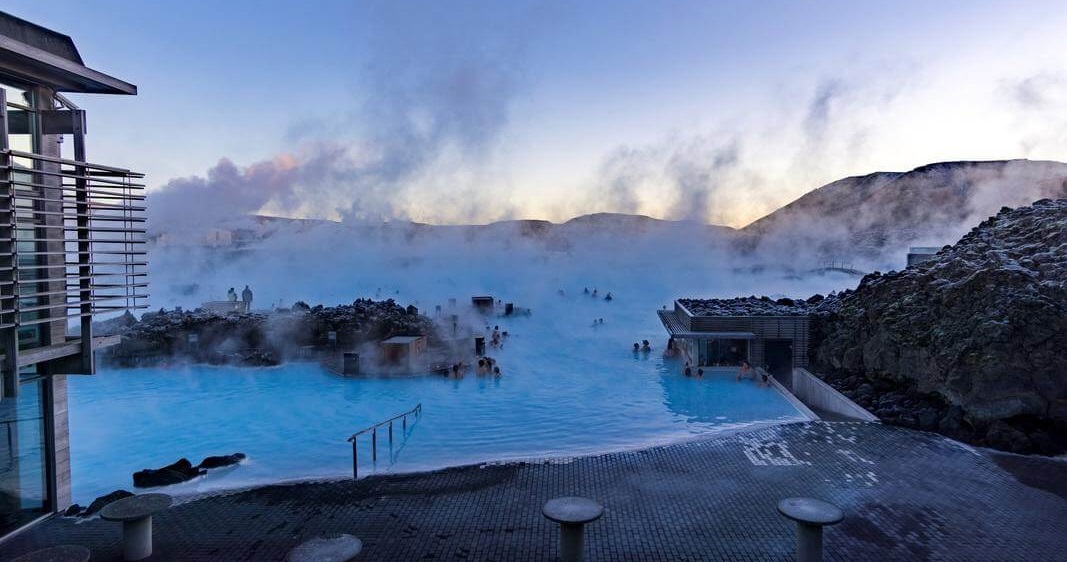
242,285,253,311
227,287,237,302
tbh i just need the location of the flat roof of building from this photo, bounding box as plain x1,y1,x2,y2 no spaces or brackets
677,298,815,317
657,310,757,339
381,336,425,344
0,11,136,94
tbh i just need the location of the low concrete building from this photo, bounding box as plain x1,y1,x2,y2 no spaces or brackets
379,335,428,369
471,296,494,311
658,299,810,382
907,246,941,267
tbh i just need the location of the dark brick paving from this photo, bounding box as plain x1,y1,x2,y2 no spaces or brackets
3,422,1066,561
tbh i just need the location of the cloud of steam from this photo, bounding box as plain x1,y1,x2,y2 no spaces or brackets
1000,71,1067,155
583,135,746,225
148,4,535,233
146,147,357,236
803,79,846,143
666,139,741,222
788,73,908,184
1007,72,1064,110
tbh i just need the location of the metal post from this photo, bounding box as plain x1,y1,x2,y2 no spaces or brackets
542,497,603,562
0,90,19,399
777,497,843,562
123,516,154,561
796,523,823,562
558,524,586,562
351,438,358,479
389,421,393,444
372,427,377,462
72,110,93,373
403,414,407,430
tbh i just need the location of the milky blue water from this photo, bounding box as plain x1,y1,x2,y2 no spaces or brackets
68,298,805,502
71,230,865,504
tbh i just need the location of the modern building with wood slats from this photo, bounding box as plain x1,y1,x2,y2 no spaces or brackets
0,10,145,538
658,299,810,383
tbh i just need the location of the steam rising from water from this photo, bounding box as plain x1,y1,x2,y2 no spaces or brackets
150,2,535,233
148,216,860,327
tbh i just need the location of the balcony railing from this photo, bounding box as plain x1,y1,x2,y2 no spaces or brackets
0,148,148,330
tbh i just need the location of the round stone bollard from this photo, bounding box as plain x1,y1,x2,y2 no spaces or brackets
100,493,173,561
777,497,844,562
542,496,604,562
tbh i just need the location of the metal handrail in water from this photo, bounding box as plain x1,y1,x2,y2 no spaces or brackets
347,403,422,478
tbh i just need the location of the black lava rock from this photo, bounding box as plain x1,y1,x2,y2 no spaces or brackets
133,458,205,488
198,453,247,469
82,490,134,517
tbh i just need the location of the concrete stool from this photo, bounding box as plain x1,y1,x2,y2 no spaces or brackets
10,545,91,562
100,493,173,561
777,497,844,562
542,496,604,562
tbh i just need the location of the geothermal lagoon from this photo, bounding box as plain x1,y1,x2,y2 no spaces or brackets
68,250,856,503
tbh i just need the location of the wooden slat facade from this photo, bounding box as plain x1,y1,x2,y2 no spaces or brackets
666,300,810,368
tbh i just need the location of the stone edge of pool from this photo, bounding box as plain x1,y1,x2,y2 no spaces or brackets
766,372,820,421
140,418,831,508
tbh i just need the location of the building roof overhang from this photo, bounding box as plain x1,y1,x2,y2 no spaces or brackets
0,34,136,95
381,335,426,344
657,310,757,339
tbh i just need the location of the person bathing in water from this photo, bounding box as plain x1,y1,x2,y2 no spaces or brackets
736,360,755,381
633,343,641,352
641,340,651,352
663,337,677,358
684,363,692,377
605,292,613,301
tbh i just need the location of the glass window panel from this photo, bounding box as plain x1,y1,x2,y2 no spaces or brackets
1,80,34,109
18,325,42,349
705,339,749,367
0,376,49,535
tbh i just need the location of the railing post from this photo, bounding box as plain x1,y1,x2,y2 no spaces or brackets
72,110,93,373
351,438,358,479
0,91,21,400
403,414,407,430
389,420,393,444
372,427,377,462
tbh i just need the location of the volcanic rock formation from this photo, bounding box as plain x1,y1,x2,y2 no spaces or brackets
812,199,1067,454
97,298,438,368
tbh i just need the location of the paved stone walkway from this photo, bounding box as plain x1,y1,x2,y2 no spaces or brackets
4,422,1066,561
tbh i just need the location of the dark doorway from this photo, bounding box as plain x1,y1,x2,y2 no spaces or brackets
764,339,793,388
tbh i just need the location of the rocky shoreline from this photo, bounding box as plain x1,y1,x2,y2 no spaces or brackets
680,200,1067,455
810,200,1067,455
96,298,440,368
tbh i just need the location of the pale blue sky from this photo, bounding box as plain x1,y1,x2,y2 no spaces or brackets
8,0,1067,225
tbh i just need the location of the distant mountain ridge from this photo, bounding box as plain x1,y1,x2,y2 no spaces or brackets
157,159,1067,267
740,159,1067,264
